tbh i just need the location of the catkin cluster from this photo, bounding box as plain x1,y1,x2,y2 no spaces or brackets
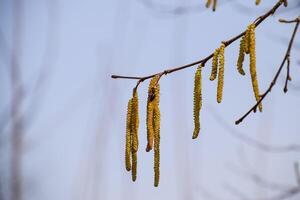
146,75,161,187
237,24,262,112
206,0,217,11
210,43,226,103
125,76,161,186
192,65,202,139
125,89,139,181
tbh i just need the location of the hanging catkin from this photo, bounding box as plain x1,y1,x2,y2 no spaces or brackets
153,82,160,187
244,27,250,54
206,0,212,8
210,48,220,81
212,0,217,11
237,36,246,75
125,99,132,171
131,151,137,181
131,89,139,153
255,0,261,5
217,43,225,103
249,24,262,112
146,76,159,152
192,65,202,139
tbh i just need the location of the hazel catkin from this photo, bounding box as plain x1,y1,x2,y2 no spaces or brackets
192,65,202,139
210,48,220,81
206,0,212,8
255,0,261,5
249,24,262,112
217,43,225,103
146,76,159,152
153,83,160,187
213,0,217,11
244,27,251,54
131,89,139,153
125,99,132,171
131,151,137,181
237,36,246,75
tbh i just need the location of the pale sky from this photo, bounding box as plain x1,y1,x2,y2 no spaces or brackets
0,0,299,200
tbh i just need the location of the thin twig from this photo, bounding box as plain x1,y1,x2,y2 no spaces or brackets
111,0,285,85
235,17,300,124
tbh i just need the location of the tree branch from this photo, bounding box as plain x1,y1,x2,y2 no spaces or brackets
111,0,285,85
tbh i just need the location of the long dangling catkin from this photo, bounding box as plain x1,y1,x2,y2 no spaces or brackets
125,99,132,171
192,65,202,139
212,0,217,11
146,76,159,152
206,0,212,8
210,48,219,81
237,36,246,75
153,82,160,187
244,26,251,54
255,0,261,5
131,151,137,181
131,89,139,153
217,43,225,103
249,24,262,112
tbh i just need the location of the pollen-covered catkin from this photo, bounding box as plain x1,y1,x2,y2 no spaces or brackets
249,24,262,112
192,65,202,139
213,0,217,11
217,43,225,103
210,48,219,81
146,76,159,152
255,0,261,5
131,151,137,181
206,0,212,8
244,27,251,54
125,99,132,171
237,36,246,75
153,83,160,187
131,89,139,153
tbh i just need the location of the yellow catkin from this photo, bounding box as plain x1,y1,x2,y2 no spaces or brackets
244,26,250,54
237,36,246,75
210,48,219,81
153,83,160,187
192,65,202,139
249,24,262,112
212,0,217,11
146,76,159,152
255,0,261,5
131,89,139,153
206,0,212,8
125,99,132,171
131,151,137,181
217,43,225,103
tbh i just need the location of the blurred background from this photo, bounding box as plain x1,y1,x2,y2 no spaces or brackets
0,0,300,200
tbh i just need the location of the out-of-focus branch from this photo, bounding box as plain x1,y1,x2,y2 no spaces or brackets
235,16,300,124
294,162,300,186
10,0,24,199
207,106,300,153
136,0,235,17
226,161,300,200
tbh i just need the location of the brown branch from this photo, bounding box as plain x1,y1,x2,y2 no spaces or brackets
111,0,285,85
235,16,300,125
